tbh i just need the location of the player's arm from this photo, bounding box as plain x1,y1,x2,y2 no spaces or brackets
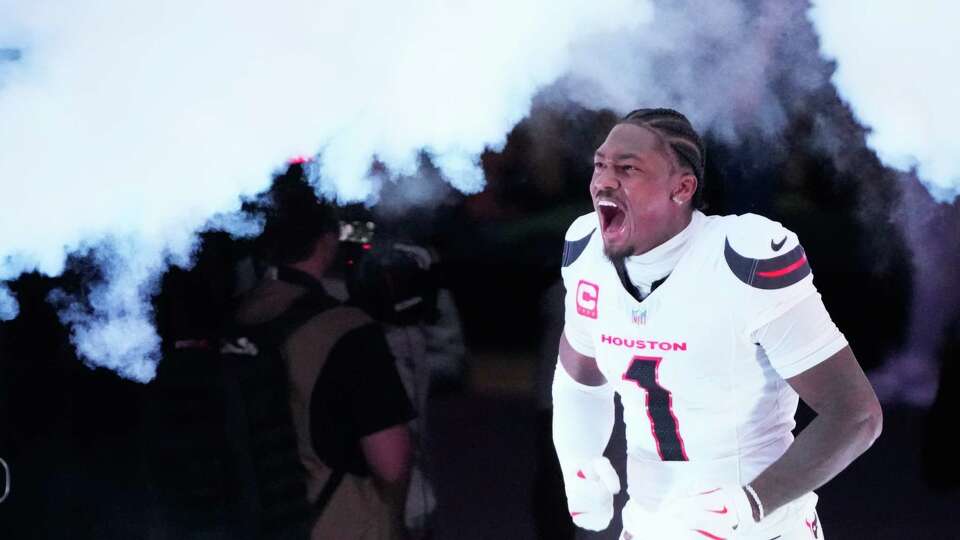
554,330,612,461
558,330,606,385
747,345,882,519
554,215,611,463
552,331,620,531
681,215,881,533
554,214,622,530
673,295,881,536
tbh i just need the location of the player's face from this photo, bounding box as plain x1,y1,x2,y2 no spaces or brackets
590,123,688,259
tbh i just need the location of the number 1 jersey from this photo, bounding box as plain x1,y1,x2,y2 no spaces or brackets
561,210,847,505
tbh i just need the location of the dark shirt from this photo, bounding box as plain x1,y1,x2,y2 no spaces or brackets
275,267,415,477
310,321,415,476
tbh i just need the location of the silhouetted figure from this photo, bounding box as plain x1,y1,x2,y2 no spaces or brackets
146,231,314,540
237,181,415,540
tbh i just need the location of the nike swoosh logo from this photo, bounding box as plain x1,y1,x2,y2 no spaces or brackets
708,506,729,514
724,238,811,290
771,236,787,251
570,511,584,517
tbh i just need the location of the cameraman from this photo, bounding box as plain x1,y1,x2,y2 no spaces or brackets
236,196,414,540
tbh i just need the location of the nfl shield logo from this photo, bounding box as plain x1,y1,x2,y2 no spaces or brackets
631,309,647,326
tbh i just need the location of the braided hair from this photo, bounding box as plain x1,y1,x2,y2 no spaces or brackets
620,108,706,209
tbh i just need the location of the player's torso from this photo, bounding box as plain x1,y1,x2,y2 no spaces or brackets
594,258,735,457
575,218,785,466
563,211,820,505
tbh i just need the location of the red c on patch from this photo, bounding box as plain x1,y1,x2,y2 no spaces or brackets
576,280,599,319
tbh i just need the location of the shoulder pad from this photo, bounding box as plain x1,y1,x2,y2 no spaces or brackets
562,213,597,268
722,214,810,289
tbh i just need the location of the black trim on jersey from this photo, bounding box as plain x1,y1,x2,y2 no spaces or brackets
614,259,669,303
723,238,811,290
613,259,642,302
561,229,595,268
650,275,668,295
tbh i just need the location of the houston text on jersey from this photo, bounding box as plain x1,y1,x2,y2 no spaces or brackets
600,334,687,352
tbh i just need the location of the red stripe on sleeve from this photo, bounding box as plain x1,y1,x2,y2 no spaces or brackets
756,255,807,278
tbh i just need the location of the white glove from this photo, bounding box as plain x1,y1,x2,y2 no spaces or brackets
563,456,621,531
663,484,757,539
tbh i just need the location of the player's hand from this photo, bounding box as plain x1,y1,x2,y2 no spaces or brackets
664,484,757,539
563,457,621,531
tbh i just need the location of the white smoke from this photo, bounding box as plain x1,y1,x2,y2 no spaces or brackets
870,177,960,406
0,0,643,380
808,1,960,406
5,0,956,383
809,1,960,202
562,0,828,145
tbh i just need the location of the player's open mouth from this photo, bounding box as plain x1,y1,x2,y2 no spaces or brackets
597,199,626,237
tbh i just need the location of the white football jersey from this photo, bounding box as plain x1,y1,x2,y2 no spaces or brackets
561,210,846,508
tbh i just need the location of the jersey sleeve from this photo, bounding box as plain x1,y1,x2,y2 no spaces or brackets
722,213,819,339
753,292,849,379
560,213,599,358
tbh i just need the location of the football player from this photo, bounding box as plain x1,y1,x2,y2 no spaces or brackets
553,109,882,539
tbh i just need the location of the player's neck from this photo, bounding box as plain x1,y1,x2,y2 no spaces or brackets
625,210,699,294
633,210,697,262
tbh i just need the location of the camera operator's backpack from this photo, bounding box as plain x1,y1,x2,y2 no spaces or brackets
143,293,335,540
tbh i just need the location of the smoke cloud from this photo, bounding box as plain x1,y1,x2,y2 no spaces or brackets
874,177,960,405
809,1,960,202
0,0,641,380
561,0,832,146
807,1,960,404
2,0,957,383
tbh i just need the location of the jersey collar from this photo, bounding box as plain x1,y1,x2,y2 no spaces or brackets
623,210,704,294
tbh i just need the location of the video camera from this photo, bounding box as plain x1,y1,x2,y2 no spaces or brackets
339,221,439,326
